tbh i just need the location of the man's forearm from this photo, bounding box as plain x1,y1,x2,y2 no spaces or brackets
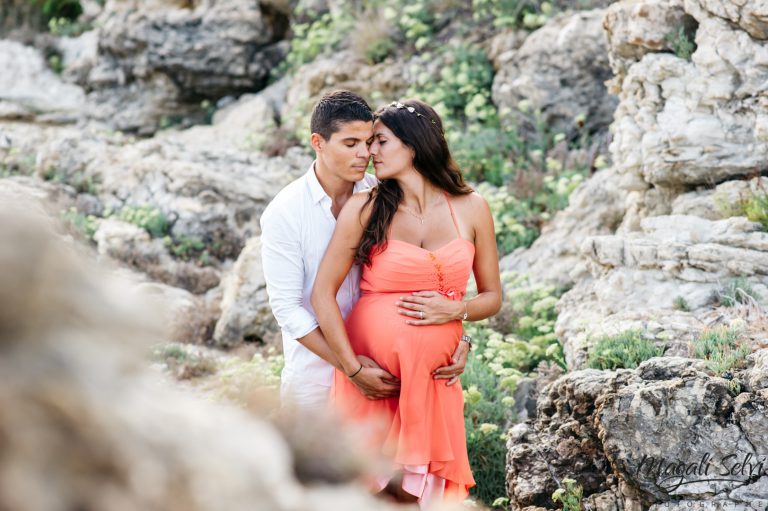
297,328,342,371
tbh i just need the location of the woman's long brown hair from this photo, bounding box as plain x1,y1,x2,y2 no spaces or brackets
355,100,473,266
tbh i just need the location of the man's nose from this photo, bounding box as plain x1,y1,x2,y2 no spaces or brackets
357,143,371,158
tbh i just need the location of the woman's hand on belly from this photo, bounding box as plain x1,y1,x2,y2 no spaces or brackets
395,290,463,325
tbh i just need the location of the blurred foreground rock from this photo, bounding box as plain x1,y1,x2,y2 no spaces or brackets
0,196,425,511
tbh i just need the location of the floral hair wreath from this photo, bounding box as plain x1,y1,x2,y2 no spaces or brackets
388,101,440,129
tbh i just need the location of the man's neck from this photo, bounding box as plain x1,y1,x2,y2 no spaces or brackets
314,161,356,217
315,162,356,200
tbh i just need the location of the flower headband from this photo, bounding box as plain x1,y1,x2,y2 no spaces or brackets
388,101,439,128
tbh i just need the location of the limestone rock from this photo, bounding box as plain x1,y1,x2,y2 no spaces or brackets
686,0,768,40
603,0,690,82
556,215,768,368
610,19,768,189
508,358,768,510
213,236,278,348
492,9,617,136
500,167,626,288
0,201,403,511
0,40,85,121
85,0,289,134
135,281,214,344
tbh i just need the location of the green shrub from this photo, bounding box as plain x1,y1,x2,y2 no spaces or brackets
472,0,553,29
587,329,664,370
691,326,750,375
462,324,516,506
718,276,762,306
665,25,696,60
476,182,540,254
714,188,768,230
552,477,584,511
153,343,217,380
34,0,82,21
61,207,99,240
673,296,690,312
275,9,355,76
115,205,170,238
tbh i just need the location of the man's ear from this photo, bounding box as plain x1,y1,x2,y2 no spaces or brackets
310,133,325,153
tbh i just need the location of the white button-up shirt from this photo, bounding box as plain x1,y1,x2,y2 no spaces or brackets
260,163,377,394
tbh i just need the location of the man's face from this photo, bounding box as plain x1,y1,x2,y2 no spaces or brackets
314,120,373,183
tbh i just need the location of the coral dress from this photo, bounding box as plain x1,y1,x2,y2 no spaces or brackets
331,194,476,506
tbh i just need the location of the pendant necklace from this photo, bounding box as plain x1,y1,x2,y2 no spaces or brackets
400,204,425,225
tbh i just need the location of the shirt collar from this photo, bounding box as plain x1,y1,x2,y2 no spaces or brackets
306,161,373,205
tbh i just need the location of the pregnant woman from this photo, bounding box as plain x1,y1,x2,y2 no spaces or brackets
311,99,502,508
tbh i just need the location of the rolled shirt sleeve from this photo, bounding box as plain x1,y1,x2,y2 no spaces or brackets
260,206,319,341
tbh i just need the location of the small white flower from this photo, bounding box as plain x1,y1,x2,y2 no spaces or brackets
407,106,415,113
396,102,404,108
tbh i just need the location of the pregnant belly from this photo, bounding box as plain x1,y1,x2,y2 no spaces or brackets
345,293,462,379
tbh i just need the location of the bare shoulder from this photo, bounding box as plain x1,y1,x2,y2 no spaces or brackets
339,188,376,225
451,191,491,217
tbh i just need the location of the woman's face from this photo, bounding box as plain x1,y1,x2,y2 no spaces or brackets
369,119,414,180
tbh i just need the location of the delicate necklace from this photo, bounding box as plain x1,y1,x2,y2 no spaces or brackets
399,203,425,225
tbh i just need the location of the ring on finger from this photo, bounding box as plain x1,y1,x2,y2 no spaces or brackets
420,311,424,319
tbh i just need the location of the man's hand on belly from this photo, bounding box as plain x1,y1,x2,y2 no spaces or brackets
351,355,400,399
432,340,469,386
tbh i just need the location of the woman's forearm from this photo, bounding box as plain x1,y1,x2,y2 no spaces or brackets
463,290,502,322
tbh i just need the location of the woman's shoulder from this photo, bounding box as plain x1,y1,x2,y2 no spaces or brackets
339,189,376,224
452,190,490,211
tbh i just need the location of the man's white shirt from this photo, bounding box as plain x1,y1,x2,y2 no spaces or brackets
260,163,377,404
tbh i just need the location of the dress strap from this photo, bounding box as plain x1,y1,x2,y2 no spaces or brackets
444,192,461,238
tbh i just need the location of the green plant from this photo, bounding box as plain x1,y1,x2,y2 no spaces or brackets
666,25,696,60
153,343,217,380
34,0,82,21
673,296,690,312
48,16,91,36
552,477,584,511
274,9,355,76
61,207,99,240
587,329,664,370
115,205,170,238
462,325,516,506
691,326,750,375
164,235,211,265
48,53,63,74
714,187,768,230
476,182,540,254
472,0,552,29
718,276,762,307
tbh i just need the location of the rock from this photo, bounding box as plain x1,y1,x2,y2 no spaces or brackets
0,40,85,121
135,281,214,344
610,19,768,190
35,128,312,262
86,0,289,134
56,29,100,86
0,200,403,511
170,76,291,153
556,215,768,368
0,0,48,35
500,167,626,288
492,9,617,137
213,236,278,348
746,349,768,392
686,0,768,40
603,0,691,83
508,358,768,510
92,218,221,294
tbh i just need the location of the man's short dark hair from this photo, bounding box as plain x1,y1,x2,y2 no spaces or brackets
310,90,373,141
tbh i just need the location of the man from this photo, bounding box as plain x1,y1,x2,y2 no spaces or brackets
260,90,469,410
